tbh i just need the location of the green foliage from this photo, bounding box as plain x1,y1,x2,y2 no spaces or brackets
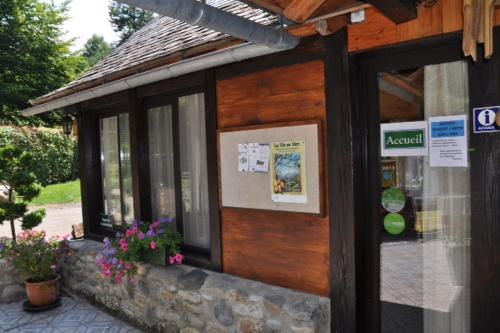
109,1,154,44
21,209,46,229
0,126,76,186
0,230,68,281
0,145,45,239
0,0,86,127
82,34,112,67
30,180,81,206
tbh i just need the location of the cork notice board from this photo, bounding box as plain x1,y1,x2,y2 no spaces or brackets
218,121,322,214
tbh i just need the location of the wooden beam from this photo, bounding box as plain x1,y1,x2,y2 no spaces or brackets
324,28,357,333
365,0,417,23
284,0,327,23
315,15,348,35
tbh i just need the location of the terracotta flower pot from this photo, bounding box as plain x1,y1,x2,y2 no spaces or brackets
25,274,60,307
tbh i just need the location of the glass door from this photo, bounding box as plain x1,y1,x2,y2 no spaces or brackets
377,62,471,333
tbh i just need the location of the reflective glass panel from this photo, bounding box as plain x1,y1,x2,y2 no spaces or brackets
379,61,470,333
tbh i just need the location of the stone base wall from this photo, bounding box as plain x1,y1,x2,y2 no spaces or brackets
0,259,26,303
63,240,330,333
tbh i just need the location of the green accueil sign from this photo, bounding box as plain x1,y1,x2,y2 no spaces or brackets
380,121,428,157
384,129,425,149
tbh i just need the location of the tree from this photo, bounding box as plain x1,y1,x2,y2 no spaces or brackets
0,145,45,241
109,1,154,45
0,0,85,127
82,34,112,67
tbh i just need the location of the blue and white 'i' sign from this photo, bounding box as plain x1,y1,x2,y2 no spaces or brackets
473,106,500,133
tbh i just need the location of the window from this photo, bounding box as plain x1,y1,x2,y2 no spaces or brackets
100,113,134,228
147,93,211,250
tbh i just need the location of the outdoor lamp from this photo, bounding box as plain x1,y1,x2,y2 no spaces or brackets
63,114,73,136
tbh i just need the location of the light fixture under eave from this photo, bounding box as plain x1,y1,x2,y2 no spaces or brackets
62,114,73,136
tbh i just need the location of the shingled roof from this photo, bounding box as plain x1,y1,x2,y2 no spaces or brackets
31,0,276,106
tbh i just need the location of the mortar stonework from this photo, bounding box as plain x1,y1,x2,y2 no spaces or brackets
62,240,330,332
0,259,25,303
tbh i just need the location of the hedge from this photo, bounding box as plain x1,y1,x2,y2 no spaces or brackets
0,126,77,186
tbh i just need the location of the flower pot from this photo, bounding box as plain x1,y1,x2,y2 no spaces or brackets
25,274,60,307
140,246,166,266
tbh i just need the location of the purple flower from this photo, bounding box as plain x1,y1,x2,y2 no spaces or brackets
115,232,122,238
111,258,118,265
0,243,5,252
146,230,154,238
159,217,173,224
157,228,165,235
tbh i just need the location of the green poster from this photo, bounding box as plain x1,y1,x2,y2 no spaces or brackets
381,187,406,213
384,213,406,235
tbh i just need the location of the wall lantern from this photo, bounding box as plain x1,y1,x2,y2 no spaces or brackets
62,114,73,136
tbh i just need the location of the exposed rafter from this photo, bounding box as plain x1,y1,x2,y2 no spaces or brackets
283,0,327,23
364,0,417,23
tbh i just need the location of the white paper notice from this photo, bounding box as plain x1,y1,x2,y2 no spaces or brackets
429,115,468,167
238,143,249,172
248,143,270,173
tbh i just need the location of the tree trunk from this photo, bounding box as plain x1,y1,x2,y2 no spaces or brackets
10,219,16,242
8,188,15,242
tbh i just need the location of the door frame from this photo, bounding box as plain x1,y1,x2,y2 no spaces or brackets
350,29,500,333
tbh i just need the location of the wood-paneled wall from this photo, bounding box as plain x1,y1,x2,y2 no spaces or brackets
348,1,500,52
216,61,330,296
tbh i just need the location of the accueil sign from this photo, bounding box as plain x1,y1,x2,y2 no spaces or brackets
381,121,428,157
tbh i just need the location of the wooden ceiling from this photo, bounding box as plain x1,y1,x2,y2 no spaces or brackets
248,0,417,24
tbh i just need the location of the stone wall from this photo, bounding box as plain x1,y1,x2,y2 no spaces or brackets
0,259,26,303
63,240,330,333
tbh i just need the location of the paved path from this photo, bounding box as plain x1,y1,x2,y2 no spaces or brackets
0,203,82,239
0,294,141,332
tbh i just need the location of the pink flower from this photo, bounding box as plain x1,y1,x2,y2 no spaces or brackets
169,256,175,265
174,253,183,264
125,263,132,270
120,240,128,253
138,232,145,240
150,241,157,250
116,274,123,284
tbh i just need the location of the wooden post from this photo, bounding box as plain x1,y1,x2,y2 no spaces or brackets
324,28,357,333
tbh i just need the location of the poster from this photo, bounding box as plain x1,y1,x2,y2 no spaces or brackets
384,213,406,235
238,143,249,172
238,143,269,173
248,143,269,173
473,106,500,133
381,187,406,213
381,159,398,188
429,115,468,167
270,141,307,203
380,121,428,157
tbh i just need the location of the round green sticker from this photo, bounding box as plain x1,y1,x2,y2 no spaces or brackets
384,213,406,235
381,187,406,213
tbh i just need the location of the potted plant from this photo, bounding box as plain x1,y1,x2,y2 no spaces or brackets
0,230,69,307
97,218,183,284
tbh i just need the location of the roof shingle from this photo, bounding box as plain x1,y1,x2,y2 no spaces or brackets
32,0,276,105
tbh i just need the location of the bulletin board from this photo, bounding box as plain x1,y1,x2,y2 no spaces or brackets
218,120,322,214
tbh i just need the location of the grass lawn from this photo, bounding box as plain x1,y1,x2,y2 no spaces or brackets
30,180,81,206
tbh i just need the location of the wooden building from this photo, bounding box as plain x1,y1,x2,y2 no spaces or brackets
23,1,500,331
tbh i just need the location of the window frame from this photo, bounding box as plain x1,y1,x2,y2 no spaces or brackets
83,73,221,270
138,80,221,270
96,107,134,232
